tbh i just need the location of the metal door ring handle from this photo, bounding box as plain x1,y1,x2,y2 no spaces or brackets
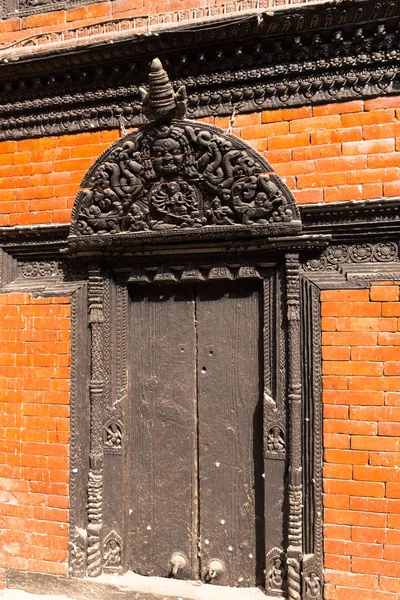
169,551,187,577
206,559,225,582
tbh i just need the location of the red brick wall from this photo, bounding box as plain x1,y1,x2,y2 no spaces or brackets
0,294,71,584
322,284,400,599
0,97,399,227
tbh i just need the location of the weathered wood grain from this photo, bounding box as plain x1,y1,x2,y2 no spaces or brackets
128,284,198,579
196,281,262,587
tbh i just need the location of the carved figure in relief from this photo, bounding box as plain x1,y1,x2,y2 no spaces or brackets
304,571,321,599
152,138,184,176
149,180,205,229
125,202,149,231
267,426,285,453
104,539,121,568
105,423,122,448
265,548,286,595
268,557,284,590
207,197,235,225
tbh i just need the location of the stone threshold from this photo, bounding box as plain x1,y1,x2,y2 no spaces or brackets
5,570,282,600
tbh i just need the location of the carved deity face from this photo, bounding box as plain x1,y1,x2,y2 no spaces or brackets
152,137,183,175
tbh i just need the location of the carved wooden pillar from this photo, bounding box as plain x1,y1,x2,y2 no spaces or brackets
86,265,105,577
285,253,303,600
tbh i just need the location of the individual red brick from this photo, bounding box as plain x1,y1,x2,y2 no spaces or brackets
241,122,288,140
388,514,400,528
324,554,351,571
321,290,370,302
379,576,400,593
297,171,348,189
325,508,386,527
263,149,290,164
369,452,400,467
335,317,396,332
321,302,381,317
292,143,340,161
365,96,400,110
290,115,341,134
387,484,400,499
342,109,395,128
293,188,324,204
351,527,387,544
321,317,337,331
324,493,350,510
323,463,352,479
275,160,314,176
324,479,385,498
370,286,399,302
350,406,400,421
324,433,350,449
268,132,310,151
384,181,400,197
342,139,394,156
369,152,400,169
352,557,400,577
325,420,377,435
261,106,312,123
384,362,400,376
351,436,400,452
322,361,382,377
349,167,400,185
322,346,350,361
322,375,348,390
316,155,367,173
324,406,349,421
313,100,364,116
323,390,384,405
363,122,400,140
378,422,400,437
324,524,351,540
382,303,400,317
324,185,363,203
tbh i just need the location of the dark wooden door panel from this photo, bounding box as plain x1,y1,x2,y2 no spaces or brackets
128,284,198,579
196,281,263,588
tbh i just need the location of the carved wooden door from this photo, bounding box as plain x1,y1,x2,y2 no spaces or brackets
127,279,264,587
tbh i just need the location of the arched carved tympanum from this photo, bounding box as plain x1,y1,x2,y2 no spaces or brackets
68,60,301,252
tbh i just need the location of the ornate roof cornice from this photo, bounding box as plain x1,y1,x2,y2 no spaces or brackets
0,0,399,141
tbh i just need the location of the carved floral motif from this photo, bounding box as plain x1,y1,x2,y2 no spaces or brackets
303,242,398,272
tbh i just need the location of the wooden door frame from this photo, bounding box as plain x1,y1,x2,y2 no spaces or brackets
65,244,325,600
